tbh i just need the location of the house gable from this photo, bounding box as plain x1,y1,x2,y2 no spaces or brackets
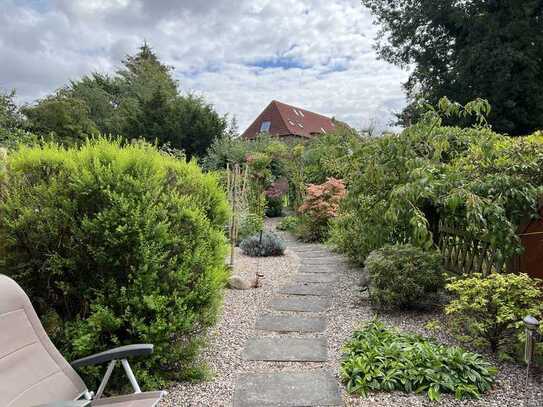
241,100,337,139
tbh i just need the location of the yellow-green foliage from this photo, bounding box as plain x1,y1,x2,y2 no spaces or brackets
446,273,543,357
0,138,229,389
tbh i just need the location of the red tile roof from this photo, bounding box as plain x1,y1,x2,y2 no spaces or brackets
241,100,337,139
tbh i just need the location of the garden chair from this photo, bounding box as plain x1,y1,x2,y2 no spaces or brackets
0,274,166,407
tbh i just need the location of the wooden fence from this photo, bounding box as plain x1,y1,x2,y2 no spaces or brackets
437,221,507,275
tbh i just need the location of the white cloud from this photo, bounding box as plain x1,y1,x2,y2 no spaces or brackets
0,0,410,132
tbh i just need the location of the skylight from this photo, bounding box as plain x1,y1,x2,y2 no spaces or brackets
260,121,271,132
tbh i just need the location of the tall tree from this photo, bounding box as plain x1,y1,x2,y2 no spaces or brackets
0,90,21,131
363,0,543,135
23,93,99,144
23,43,226,156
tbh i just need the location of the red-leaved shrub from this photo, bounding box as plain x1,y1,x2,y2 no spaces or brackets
297,177,346,241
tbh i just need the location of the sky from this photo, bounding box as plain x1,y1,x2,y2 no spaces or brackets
0,0,410,133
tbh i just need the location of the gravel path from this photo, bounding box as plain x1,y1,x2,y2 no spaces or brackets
163,218,543,406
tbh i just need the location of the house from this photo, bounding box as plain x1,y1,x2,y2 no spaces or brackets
241,100,338,140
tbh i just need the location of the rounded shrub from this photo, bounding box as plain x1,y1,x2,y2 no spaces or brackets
0,138,229,388
365,244,444,309
446,272,543,357
240,232,285,257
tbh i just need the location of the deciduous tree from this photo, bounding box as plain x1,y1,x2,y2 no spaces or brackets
363,0,543,135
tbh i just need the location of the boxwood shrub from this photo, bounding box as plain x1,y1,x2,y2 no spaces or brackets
0,138,229,388
365,244,444,309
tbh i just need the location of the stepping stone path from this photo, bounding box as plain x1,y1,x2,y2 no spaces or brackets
277,283,332,296
295,273,339,283
244,337,328,362
234,371,341,407
234,236,345,406
256,314,327,333
271,296,330,312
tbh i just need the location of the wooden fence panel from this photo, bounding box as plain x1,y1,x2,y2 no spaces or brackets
438,221,506,275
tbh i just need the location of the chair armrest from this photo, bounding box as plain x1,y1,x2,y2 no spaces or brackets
71,344,154,368
33,401,91,407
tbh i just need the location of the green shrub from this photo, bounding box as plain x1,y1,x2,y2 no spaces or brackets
276,216,299,232
330,99,543,268
265,178,288,218
265,197,283,217
240,232,285,257
365,244,444,309
303,129,363,184
237,212,263,243
0,138,229,389
341,320,496,401
445,273,543,357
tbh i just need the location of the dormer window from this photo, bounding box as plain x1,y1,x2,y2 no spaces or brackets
260,121,271,132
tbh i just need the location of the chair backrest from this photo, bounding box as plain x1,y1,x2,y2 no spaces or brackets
0,274,88,407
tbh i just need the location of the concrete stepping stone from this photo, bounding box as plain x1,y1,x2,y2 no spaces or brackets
277,284,332,296
243,336,327,361
301,258,346,266
295,273,338,283
287,244,326,252
255,314,326,332
298,252,341,259
270,295,330,312
233,371,341,407
298,265,339,274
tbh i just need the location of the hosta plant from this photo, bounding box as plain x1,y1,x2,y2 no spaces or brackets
341,320,496,401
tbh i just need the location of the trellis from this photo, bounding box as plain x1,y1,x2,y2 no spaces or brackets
438,221,507,275
226,163,249,268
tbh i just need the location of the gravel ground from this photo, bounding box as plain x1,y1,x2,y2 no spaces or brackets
163,218,543,406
